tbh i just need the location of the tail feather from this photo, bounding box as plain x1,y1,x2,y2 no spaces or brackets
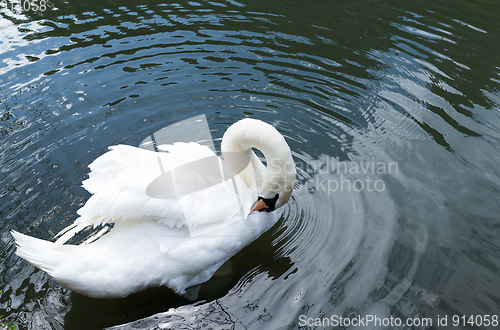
53,224,84,247
11,231,56,274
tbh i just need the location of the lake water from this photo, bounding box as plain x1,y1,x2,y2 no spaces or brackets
1,0,500,329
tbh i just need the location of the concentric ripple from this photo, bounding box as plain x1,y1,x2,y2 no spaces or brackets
1,0,500,329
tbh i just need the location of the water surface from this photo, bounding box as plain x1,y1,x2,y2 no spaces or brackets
1,0,500,329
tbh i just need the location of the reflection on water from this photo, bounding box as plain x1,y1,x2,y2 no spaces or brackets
1,0,500,329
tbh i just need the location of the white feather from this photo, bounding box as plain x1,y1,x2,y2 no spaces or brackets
12,118,295,298
55,142,254,244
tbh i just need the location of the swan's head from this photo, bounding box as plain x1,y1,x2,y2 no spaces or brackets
221,118,296,212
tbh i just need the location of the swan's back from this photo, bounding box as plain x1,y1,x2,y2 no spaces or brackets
56,142,256,244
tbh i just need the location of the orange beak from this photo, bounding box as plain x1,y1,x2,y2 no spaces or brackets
251,199,271,212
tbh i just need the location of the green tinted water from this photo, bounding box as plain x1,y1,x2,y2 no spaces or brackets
1,0,500,329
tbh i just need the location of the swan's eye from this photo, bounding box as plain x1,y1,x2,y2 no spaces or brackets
251,194,279,212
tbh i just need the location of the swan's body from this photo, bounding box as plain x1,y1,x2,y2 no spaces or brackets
12,118,295,298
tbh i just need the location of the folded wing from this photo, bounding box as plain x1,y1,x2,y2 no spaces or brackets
55,143,255,245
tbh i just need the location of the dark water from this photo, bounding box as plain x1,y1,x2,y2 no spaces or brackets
1,0,500,329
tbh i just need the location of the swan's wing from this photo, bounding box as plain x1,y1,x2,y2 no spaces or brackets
81,143,214,194
56,143,255,245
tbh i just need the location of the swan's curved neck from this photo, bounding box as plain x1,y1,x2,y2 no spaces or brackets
221,119,295,209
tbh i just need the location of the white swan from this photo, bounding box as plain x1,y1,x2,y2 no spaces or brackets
11,118,296,298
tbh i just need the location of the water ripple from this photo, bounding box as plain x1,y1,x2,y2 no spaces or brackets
1,0,500,329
